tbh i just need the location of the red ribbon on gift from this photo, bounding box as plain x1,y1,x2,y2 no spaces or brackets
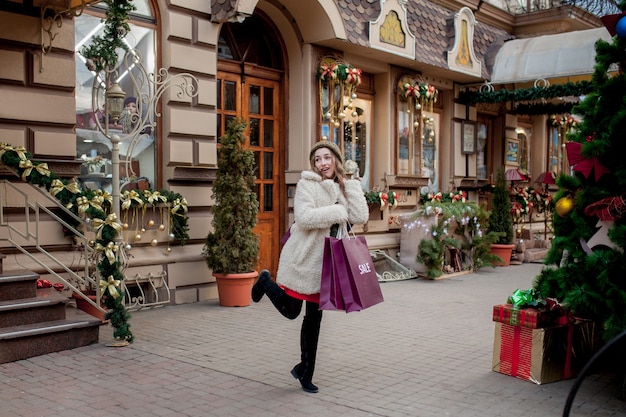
565,142,610,182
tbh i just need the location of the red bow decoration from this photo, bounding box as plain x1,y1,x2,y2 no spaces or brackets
584,195,626,221
346,67,362,85
404,84,417,98
565,142,610,182
319,64,337,81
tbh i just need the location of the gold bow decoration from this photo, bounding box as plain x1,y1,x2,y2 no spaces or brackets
50,179,81,197
144,190,167,205
76,196,91,215
171,197,188,215
18,160,51,181
0,144,27,161
18,159,34,181
95,190,113,206
35,162,50,177
121,190,144,210
94,241,118,264
99,274,121,299
91,213,122,240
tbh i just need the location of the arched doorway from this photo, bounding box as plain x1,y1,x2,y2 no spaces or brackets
217,13,286,276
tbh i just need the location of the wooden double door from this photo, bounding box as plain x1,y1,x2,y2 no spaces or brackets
216,66,283,276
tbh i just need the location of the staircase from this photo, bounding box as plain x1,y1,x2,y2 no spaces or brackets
0,255,103,363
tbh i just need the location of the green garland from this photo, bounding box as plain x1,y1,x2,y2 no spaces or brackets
80,0,136,72
0,143,132,342
462,81,594,105
0,144,192,342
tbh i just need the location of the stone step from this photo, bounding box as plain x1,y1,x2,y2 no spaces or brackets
0,308,103,363
0,289,68,328
0,270,39,301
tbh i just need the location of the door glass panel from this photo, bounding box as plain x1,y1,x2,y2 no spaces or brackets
225,81,237,111
249,118,260,146
254,183,260,205
264,87,274,116
219,115,236,143
264,152,273,179
253,151,260,176
249,85,261,114
264,184,273,211
263,120,273,147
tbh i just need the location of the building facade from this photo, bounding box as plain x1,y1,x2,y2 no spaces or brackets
0,0,606,303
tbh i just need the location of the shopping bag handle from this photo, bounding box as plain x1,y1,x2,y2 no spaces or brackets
336,223,356,240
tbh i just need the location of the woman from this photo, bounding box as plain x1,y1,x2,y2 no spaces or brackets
252,140,369,393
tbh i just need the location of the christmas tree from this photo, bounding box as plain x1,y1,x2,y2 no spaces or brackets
534,4,626,342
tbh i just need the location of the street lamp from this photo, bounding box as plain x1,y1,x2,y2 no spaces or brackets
105,81,126,123
104,79,126,218
90,49,198,218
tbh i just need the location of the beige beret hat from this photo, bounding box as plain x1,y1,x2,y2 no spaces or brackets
309,140,343,163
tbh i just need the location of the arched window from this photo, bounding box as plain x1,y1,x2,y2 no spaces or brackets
74,1,157,190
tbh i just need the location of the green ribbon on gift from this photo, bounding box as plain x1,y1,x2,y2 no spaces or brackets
507,288,546,309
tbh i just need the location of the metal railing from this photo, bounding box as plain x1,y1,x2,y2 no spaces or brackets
0,178,104,315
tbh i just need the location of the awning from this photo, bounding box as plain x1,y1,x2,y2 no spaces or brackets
490,27,613,85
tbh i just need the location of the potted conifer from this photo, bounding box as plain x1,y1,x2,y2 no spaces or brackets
487,167,515,266
203,118,259,306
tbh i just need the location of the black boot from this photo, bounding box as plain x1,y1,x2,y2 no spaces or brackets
293,303,322,393
252,270,302,320
251,270,270,302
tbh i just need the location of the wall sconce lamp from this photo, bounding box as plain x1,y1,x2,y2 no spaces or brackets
40,0,100,68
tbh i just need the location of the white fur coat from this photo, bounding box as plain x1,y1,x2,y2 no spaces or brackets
276,171,369,295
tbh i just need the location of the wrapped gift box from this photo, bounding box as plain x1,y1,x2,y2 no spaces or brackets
492,303,553,328
492,321,594,384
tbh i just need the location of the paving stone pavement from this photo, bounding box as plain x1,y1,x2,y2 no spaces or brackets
1,263,625,417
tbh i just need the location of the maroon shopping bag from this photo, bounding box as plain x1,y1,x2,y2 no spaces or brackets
319,236,345,311
333,235,384,312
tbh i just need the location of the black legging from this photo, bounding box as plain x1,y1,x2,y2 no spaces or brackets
280,294,321,322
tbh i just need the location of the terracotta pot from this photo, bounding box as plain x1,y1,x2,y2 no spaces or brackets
71,292,107,321
213,271,258,307
489,243,515,267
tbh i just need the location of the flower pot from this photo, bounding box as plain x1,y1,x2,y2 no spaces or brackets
213,271,258,307
489,243,515,267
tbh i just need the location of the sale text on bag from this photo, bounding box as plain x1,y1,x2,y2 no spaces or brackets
358,262,372,275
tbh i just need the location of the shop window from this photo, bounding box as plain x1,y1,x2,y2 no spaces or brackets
517,127,530,174
548,114,578,176
317,57,372,189
75,3,157,191
395,76,439,183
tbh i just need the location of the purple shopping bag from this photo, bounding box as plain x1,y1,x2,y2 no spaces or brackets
319,236,345,311
333,235,384,312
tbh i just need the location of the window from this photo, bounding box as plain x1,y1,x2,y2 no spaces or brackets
317,59,371,189
75,3,157,191
395,76,439,187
